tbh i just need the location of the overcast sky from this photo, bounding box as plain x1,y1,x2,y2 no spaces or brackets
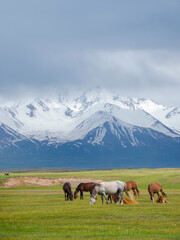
0,0,180,106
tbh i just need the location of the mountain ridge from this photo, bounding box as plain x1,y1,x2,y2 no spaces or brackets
0,88,179,169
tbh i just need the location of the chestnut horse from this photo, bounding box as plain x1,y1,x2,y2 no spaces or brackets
156,196,168,203
148,182,167,202
63,182,73,201
74,182,96,200
126,181,139,199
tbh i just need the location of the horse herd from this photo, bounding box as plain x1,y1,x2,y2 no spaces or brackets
63,180,168,205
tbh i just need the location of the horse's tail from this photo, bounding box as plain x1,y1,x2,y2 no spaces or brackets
160,189,167,197
148,184,152,195
136,187,140,197
67,183,73,200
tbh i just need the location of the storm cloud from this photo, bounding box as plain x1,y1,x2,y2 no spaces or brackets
0,0,180,106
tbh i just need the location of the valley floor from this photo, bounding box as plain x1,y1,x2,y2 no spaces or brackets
0,168,180,239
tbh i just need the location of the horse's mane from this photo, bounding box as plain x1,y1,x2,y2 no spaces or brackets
96,183,101,187
75,183,83,192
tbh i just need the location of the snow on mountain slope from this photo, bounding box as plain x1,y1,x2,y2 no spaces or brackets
145,106,180,134
129,98,180,133
66,110,178,148
0,123,31,148
66,111,140,146
0,87,179,141
75,102,178,138
6,98,76,139
0,107,23,131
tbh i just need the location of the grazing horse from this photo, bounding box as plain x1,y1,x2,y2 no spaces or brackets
90,181,128,205
126,181,139,198
74,182,96,200
63,182,73,201
108,180,139,203
148,183,167,203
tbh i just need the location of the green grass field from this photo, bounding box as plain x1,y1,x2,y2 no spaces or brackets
0,168,180,239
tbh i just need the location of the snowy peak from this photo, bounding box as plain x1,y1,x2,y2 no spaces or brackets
0,88,180,169
65,109,179,148
0,88,180,142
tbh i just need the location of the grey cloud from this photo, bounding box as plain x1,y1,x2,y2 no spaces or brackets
0,0,180,106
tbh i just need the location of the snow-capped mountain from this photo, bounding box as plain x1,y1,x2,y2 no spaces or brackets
0,87,180,169
1,87,180,139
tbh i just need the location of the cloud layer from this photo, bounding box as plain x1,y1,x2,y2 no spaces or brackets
0,0,180,106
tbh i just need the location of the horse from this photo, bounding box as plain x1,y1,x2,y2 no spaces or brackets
148,182,167,202
126,181,139,199
63,182,73,201
156,196,168,204
74,182,96,200
90,181,128,205
108,180,139,203
123,198,139,204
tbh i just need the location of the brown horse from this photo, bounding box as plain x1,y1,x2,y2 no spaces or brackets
156,196,168,203
126,181,139,199
108,181,139,203
63,182,73,201
108,194,118,203
74,182,96,200
148,182,167,202
123,198,139,204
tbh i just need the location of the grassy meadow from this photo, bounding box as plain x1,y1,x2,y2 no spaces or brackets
0,168,180,239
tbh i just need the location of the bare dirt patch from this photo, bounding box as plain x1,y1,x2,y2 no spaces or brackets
2,176,101,188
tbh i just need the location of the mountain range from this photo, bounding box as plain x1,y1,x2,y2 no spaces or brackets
0,87,180,169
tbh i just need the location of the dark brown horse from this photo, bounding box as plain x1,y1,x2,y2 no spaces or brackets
108,181,139,203
63,182,73,201
148,182,167,202
74,182,96,200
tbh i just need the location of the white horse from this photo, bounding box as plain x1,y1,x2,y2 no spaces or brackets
89,181,127,205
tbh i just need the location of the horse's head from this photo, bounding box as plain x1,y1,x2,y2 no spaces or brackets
74,191,78,199
89,196,96,205
69,193,74,201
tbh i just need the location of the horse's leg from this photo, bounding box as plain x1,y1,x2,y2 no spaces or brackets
133,189,137,199
101,195,104,204
67,194,69,201
102,192,109,204
120,191,123,204
65,193,66,201
160,189,167,197
115,192,120,204
80,190,83,200
125,190,130,198
151,193,154,202
108,195,112,203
